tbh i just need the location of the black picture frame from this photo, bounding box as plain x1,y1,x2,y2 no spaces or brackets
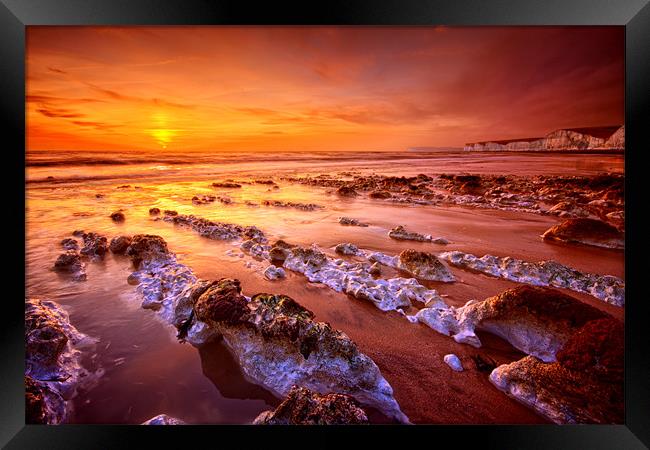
2,0,649,448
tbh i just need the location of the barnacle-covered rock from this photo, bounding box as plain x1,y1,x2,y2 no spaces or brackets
53,251,86,281
490,317,623,424
397,249,455,282
440,251,624,306
109,235,132,254
542,218,624,249
126,234,172,269
80,232,109,259
254,385,369,425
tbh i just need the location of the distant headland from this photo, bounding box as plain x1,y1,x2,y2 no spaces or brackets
464,125,624,152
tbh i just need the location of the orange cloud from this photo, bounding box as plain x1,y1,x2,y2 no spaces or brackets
26,26,624,151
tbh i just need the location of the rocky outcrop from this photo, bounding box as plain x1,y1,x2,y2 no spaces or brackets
253,385,369,425
109,235,132,254
335,243,362,256
53,251,86,281
79,232,109,259
125,236,409,423
261,200,322,211
388,225,449,244
490,317,623,424
192,194,216,205
338,217,369,227
336,186,358,197
142,414,186,425
418,286,609,362
60,238,79,251
541,218,624,250
25,298,99,424
440,251,624,306
212,181,242,188
396,249,455,282
369,190,392,199
161,213,267,243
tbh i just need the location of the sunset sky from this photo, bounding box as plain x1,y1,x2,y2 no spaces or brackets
26,26,624,152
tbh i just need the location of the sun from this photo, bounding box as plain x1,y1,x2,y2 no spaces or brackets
148,112,178,149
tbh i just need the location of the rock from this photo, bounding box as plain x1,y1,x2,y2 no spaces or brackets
192,194,216,205
25,299,98,424
126,234,172,269
110,211,125,222
369,190,392,199
440,250,625,307
369,262,381,275
53,251,86,280
261,200,322,211
25,375,65,424
79,232,109,259
335,243,361,256
109,235,132,254
253,386,369,425
388,225,447,244
285,245,444,312
269,246,290,262
338,217,369,227
490,317,623,424
212,182,242,188
72,230,85,237
142,414,186,425
149,207,161,216
255,179,276,185
396,249,455,282
264,265,286,280
542,218,624,250
60,238,79,251
443,354,463,372
455,286,609,361
336,186,358,197
164,210,178,216
548,201,589,218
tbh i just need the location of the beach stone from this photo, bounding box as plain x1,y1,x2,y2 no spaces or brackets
336,186,358,197
490,317,623,424
142,414,186,425
338,217,368,227
253,385,369,425
264,265,286,280
542,218,624,249
79,232,109,259
369,190,392,199
60,238,79,251
388,225,439,243
126,234,171,268
53,251,86,280
149,207,161,216
369,262,381,275
443,354,463,372
457,285,609,362
109,235,132,254
397,249,455,282
110,211,125,222
335,243,361,256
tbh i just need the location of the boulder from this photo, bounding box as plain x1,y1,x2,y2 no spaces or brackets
264,265,286,280
335,243,361,256
369,190,392,199
336,186,358,197
25,375,65,424
80,232,109,259
60,238,79,251
397,249,455,282
126,234,172,268
109,235,132,254
110,211,125,222
338,217,369,227
253,385,369,425
149,207,161,216
456,285,608,361
490,317,623,424
542,218,624,250
53,251,86,280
